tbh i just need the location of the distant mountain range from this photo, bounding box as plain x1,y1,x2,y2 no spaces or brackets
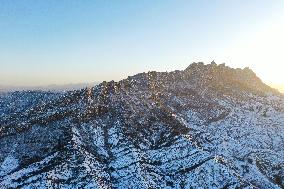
0,82,99,92
0,62,283,188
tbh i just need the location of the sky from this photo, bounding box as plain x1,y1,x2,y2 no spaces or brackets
0,0,284,89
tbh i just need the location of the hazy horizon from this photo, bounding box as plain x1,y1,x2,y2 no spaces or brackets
1,63,284,94
1,0,284,89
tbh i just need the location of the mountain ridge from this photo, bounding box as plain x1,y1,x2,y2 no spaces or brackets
0,62,283,188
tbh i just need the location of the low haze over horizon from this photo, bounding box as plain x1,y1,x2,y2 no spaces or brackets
1,0,283,90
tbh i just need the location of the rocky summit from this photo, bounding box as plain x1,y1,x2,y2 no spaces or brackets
0,62,284,189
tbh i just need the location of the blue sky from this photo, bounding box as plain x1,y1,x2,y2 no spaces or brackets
0,0,283,86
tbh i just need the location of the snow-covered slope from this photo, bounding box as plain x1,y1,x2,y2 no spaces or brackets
0,63,283,188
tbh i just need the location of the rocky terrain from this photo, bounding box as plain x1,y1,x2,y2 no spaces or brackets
0,62,284,189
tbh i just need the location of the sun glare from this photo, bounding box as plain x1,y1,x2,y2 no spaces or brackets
221,16,284,89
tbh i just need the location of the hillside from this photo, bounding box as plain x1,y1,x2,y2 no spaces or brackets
0,62,284,188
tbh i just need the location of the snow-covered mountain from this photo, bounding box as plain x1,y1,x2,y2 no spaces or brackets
0,62,284,189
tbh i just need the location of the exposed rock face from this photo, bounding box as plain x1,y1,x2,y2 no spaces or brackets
0,63,284,188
